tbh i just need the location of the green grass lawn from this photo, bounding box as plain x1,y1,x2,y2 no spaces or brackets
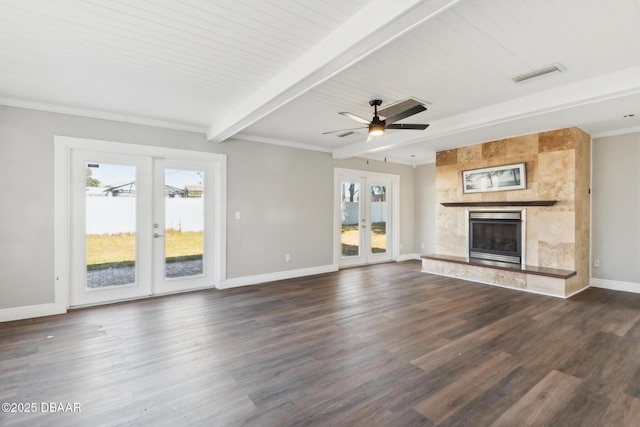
341,222,387,255
86,229,203,270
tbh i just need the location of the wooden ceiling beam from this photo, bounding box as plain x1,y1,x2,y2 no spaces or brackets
206,0,460,143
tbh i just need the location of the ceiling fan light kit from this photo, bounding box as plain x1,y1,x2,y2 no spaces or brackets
368,99,385,136
368,122,385,135
368,102,386,136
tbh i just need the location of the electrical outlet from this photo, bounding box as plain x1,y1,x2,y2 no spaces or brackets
593,259,600,268
421,243,425,249
285,253,291,262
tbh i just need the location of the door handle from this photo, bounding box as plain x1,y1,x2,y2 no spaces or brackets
153,233,164,238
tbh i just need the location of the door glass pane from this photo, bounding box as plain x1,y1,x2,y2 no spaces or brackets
164,169,204,278
85,163,136,288
370,184,387,254
341,181,360,257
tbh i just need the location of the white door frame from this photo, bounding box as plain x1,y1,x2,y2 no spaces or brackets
333,168,400,267
54,136,227,309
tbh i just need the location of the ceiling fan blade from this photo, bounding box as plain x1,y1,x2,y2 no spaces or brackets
378,99,422,118
322,126,366,135
339,111,371,124
385,123,429,130
384,104,427,125
337,131,356,138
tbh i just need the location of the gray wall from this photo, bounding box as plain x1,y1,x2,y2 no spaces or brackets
0,106,418,311
415,163,436,254
217,139,335,278
592,132,640,284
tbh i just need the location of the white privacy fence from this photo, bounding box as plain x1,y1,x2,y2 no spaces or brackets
86,197,203,234
342,201,387,225
88,199,384,233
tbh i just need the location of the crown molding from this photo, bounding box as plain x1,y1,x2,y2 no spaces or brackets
0,97,207,134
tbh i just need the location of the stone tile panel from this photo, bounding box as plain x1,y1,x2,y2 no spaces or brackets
436,164,460,190
436,149,458,166
493,269,527,289
538,241,575,270
506,134,539,159
482,191,507,202
526,239,539,266
526,274,565,296
436,232,465,256
422,259,444,275
529,211,576,244
482,139,507,160
521,157,539,187
537,150,575,184
538,181,575,211
457,144,483,165
539,127,576,152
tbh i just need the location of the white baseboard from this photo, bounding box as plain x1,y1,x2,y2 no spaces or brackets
397,253,421,261
5,273,623,322
0,303,67,323
219,264,339,289
590,277,640,294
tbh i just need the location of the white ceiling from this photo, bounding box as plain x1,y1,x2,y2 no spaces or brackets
2,0,640,165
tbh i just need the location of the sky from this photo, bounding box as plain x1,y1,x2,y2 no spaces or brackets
87,163,203,188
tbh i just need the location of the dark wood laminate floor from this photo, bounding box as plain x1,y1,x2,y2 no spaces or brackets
2,260,640,426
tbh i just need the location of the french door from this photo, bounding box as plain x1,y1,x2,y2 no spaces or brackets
64,140,223,307
153,158,215,295
335,169,399,267
70,150,152,305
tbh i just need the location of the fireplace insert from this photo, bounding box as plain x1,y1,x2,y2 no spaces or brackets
468,211,522,265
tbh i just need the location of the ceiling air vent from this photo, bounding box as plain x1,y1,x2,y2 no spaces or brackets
512,64,563,83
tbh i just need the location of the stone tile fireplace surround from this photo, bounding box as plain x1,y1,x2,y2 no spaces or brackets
422,127,591,297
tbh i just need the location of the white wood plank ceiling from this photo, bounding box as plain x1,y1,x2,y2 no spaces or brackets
1,0,640,164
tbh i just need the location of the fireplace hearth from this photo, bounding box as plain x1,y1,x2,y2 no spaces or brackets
468,210,523,266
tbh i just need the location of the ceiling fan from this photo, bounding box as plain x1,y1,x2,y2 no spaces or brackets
323,99,429,137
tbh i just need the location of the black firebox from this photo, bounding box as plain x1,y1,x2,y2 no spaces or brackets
468,211,522,265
